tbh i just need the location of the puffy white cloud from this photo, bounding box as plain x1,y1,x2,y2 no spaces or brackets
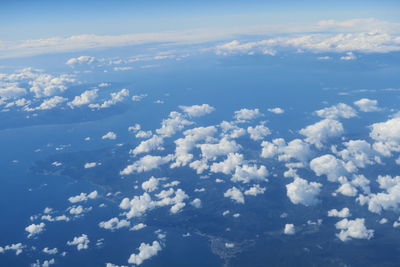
99,217,131,231
68,89,98,108
89,89,129,109
102,131,117,140
190,198,202,208
32,96,67,111
42,247,58,255
198,138,241,160
25,222,46,238
231,164,268,183
31,258,55,267
0,243,25,255
0,81,26,98
268,107,285,114
340,52,357,60
310,154,348,182
244,184,266,196
284,224,296,235
131,223,147,231
335,218,374,242
286,177,322,206
156,111,193,137
224,187,245,204
171,126,217,168
335,139,380,169
120,155,173,175
336,182,358,197
179,104,215,117
131,135,164,155
261,138,312,163
66,56,96,66
234,108,262,122
68,191,98,203
358,175,400,214
210,153,244,174
84,162,97,169
128,241,162,265
247,124,271,141
142,176,160,192
300,119,344,148
29,74,75,98
327,207,351,218
354,98,380,112
68,205,92,215
67,234,90,250
189,159,209,174
370,117,400,155
315,103,357,119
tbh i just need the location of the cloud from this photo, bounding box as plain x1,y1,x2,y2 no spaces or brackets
234,108,262,122
99,217,131,231
0,243,25,255
84,162,98,169
131,223,147,231
354,98,380,112
29,74,75,98
210,152,244,174
190,198,202,208
300,119,344,148
141,176,160,192
267,107,285,114
244,184,266,196
128,241,162,265
335,218,374,242
310,154,348,182
131,135,164,155
68,191,98,203
32,96,68,111
231,164,268,183
179,104,215,117
66,56,96,66
42,247,58,255
224,187,245,204
247,124,271,141
120,155,173,175
102,131,117,140
369,117,400,156
284,224,296,235
327,207,351,218
25,222,46,238
286,177,322,206
197,138,241,160
68,89,98,108
340,52,357,60
315,103,357,119
156,112,193,137
261,138,313,163
67,234,90,250
335,139,380,169
89,88,129,109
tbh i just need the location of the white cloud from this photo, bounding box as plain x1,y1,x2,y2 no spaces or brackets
354,98,380,112
234,108,262,122
84,162,97,169
68,89,98,108
68,191,98,203
0,243,25,255
156,111,193,137
231,164,268,183
179,104,215,117
142,176,160,192
244,184,266,196
25,222,46,238
130,223,147,231
335,218,374,242
370,117,400,156
210,153,244,174
286,177,322,206
327,207,351,218
131,135,164,155
89,89,129,109
120,155,173,175
300,119,344,148
128,241,162,265
224,187,245,204
190,198,202,208
310,154,348,182
335,139,380,169
284,224,296,235
340,52,357,60
247,124,271,141
261,138,312,163
102,131,117,140
268,107,285,114
66,56,96,66
32,96,67,111
315,103,357,119
67,234,90,250
43,247,58,255
99,217,131,231
197,138,241,160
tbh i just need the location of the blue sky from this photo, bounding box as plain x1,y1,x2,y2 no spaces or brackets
1,0,399,41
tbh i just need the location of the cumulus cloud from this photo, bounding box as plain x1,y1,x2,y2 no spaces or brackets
354,98,380,112
234,108,262,122
231,164,268,183
247,124,271,141
89,89,129,109
268,107,285,114
25,222,46,238
300,119,344,148
340,52,357,60
197,138,241,160
210,153,244,174
67,234,90,250
327,207,351,218
29,96,67,111
224,187,245,204
244,184,266,196
369,117,400,156
68,89,98,108
128,241,162,265
68,191,98,203
315,103,357,119
286,177,322,206
66,56,96,66
102,131,117,140
156,111,193,137
335,218,374,242
141,176,160,192
335,139,380,169
261,138,313,163
284,224,296,235
120,155,173,175
0,243,25,255
99,217,131,231
310,154,348,182
131,135,164,155
179,104,215,117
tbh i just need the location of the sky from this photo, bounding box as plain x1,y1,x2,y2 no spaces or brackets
1,0,399,41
